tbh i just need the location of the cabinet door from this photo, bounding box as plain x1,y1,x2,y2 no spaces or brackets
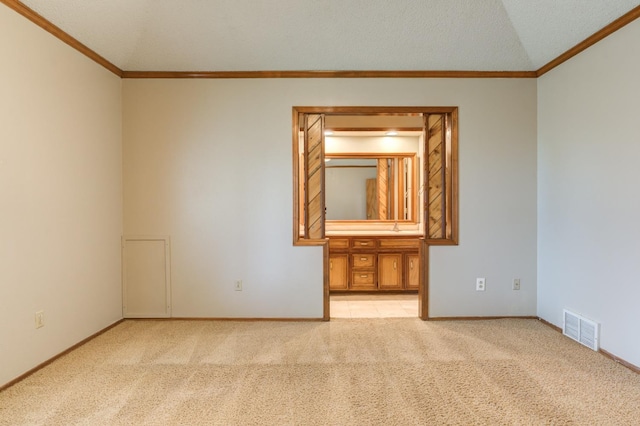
405,253,420,290
329,254,349,290
378,254,402,290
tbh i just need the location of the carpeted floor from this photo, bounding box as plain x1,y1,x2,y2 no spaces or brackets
1,318,639,425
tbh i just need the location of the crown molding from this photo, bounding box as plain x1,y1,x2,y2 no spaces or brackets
537,5,640,77
2,0,639,80
0,0,123,77
121,70,536,79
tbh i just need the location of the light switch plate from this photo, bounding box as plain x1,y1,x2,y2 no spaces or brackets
35,311,44,328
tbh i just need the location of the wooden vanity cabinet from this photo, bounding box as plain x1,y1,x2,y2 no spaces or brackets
378,254,402,289
351,270,377,290
350,252,377,290
329,254,349,290
328,237,420,292
405,253,420,290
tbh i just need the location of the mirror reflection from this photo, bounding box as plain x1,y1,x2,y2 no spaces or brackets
325,154,416,221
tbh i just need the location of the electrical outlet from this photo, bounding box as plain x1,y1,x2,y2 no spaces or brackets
513,278,521,290
35,311,44,328
234,280,242,291
476,278,486,291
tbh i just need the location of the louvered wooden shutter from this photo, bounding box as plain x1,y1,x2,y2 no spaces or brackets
304,114,325,239
425,113,453,242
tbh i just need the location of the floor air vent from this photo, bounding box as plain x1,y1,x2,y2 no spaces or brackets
563,309,599,351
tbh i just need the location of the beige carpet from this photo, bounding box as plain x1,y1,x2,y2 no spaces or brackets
1,319,639,425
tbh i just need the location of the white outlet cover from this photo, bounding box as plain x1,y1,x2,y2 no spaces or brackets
35,311,44,328
476,278,486,291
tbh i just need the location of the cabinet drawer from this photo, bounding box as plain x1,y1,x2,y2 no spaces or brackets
351,239,376,249
378,239,421,249
329,238,349,249
352,254,375,268
351,271,376,287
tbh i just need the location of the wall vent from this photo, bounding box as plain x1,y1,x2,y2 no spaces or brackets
563,309,599,351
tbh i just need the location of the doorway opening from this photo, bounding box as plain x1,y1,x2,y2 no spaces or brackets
292,107,458,320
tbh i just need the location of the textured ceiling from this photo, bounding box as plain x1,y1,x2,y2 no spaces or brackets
16,0,640,72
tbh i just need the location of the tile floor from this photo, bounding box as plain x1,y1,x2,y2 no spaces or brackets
330,294,418,318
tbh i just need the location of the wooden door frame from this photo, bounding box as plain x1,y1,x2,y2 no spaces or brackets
293,106,458,321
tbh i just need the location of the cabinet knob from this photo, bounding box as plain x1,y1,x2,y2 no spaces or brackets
360,257,367,261
410,260,414,269
393,261,397,270
360,274,368,278
330,261,333,270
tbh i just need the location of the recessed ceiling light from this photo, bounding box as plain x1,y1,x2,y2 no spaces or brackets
385,130,398,136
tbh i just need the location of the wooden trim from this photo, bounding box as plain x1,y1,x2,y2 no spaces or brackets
439,114,447,238
398,158,406,221
538,317,562,333
330,290,418,295
293,238,328,246
156,317,324,322
326,153,417,159
325,165,376,169
537,6,640,77
328,235,421,242
419,239,429,320
323,244,330,320
0,0,123,77
411,154,418,224
325,220,417,224
449,108,459,244
122,70,537,79
0,319,124,391
296,106,459,115
538,317,640,375
326,127,423,132
599,348,640,374
3,0,636,81
387,158,394,220
320,116,327,238
292,109,302,245
425,240,459,246
428,316,539,321
422,115,429,236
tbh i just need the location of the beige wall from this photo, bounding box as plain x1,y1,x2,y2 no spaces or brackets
0,6,123,386
123,77,537,318
538,19,640,366
0,0,543,387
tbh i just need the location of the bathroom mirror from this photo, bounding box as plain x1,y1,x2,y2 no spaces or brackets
324,153,417,222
